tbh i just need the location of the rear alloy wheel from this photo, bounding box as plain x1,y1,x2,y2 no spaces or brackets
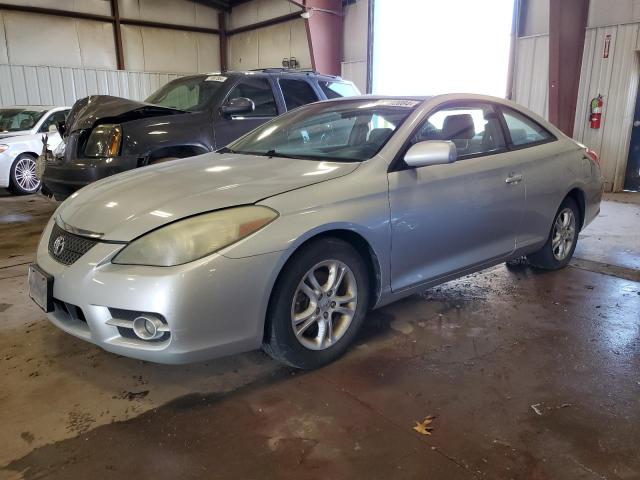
10,154,41,195
527,197,580,270
263,238,369,369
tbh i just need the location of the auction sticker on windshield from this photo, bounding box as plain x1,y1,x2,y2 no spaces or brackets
205,75,227,82
374,100,421,108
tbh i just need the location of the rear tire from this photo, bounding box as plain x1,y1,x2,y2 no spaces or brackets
263,238,370,369
9,154,41,195
527,197,580,270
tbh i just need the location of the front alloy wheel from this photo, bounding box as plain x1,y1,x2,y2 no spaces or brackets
264,238,369,369
292,260,358,351
10,154,41,194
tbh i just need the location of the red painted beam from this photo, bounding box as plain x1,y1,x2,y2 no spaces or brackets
548,0,589,136
301,0,342,75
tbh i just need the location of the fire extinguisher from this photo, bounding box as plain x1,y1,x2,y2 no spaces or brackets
590,94,603,129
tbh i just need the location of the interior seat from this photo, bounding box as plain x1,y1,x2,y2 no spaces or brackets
442,114,476,155
367,127,394,147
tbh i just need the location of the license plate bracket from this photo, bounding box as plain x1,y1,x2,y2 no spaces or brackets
28,264,53,312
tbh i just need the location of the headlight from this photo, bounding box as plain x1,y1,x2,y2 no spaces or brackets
84,124,122,157
53,139,66,157
0,144,8,153
112,206,278,266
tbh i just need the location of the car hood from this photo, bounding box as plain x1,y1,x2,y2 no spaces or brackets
65,95,185,134
0,130,32,140
57,152,360,241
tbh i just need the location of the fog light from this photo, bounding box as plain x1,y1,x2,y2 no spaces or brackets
132,315,164,340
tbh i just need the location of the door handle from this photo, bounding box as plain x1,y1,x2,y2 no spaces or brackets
505,173,523,184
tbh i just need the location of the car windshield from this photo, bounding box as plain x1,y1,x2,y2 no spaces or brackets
145,74,228,111
0,108,46,132
228,99,420,162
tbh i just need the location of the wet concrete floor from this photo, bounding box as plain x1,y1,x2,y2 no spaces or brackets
0,190,639,479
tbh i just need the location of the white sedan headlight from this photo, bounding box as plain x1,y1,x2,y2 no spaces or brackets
0,144,9,153
53,139,66,157
112,206,278,267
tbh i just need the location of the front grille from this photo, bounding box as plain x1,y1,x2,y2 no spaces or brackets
48,223,98,265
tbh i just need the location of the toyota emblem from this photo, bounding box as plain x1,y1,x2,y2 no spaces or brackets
53,236,66,256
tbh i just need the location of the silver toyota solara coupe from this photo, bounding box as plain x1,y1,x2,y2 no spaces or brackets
29,94,602,369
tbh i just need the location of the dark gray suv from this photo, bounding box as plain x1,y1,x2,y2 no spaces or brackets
41,69,359,200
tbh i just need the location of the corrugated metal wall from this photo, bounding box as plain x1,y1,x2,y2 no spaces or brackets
512,34,549,119
0,63,183,107
574,24,640,191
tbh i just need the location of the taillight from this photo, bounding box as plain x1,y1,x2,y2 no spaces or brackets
585,148,600,167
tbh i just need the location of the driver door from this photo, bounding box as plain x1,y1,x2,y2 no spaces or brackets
214,77,281,147
388,102,525,292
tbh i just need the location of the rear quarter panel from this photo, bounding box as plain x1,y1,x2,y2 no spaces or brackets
516,137,601,253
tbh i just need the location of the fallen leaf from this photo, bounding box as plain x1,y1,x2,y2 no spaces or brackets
413,416,435,435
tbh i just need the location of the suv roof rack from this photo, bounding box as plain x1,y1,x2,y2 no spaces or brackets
249,67,342,79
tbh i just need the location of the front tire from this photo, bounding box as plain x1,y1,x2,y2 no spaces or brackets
263,238,370,369
527,197,580,270
9,154,41,195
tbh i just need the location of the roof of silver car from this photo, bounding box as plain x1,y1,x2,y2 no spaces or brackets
320,95,432,104
4,105,56,110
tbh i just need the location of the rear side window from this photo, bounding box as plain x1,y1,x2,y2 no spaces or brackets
280,79,319,110
228,78,277,117
501,108,554,146
319,81,359,99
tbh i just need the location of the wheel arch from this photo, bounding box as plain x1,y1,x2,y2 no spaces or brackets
262,228,383,342
565,187,586,230
15,151,39,159
143,144,209,165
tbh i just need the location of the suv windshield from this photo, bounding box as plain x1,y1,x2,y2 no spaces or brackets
0,109,46,132
228,99,419,162
145,75,227,111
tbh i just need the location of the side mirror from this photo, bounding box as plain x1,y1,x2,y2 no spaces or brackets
404,140,457,168
220,97,255,116
48,124,58,133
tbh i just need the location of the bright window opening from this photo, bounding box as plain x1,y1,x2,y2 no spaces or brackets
372,0,515,97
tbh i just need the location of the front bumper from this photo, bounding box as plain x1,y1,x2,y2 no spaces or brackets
35,219,283,364
42,155,139,200
0,151,15,188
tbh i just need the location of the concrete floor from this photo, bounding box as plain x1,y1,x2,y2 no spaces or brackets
0,189,638,480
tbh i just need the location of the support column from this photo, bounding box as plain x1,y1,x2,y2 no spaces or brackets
219,12,228,72
110,0,125,70
301,0,342,75
548,0,589,136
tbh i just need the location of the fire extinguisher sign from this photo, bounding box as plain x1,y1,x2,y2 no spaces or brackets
603,34,612,58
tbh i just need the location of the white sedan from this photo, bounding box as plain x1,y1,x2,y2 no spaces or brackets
0,106,69,194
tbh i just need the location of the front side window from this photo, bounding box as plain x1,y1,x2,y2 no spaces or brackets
0,109,46,132
411,104,506,159
319,81,360,99
501,108,554,146
279,79,319,110
146,75,225,111
227,78,278,117
228,100,418,162
39,110,69,133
